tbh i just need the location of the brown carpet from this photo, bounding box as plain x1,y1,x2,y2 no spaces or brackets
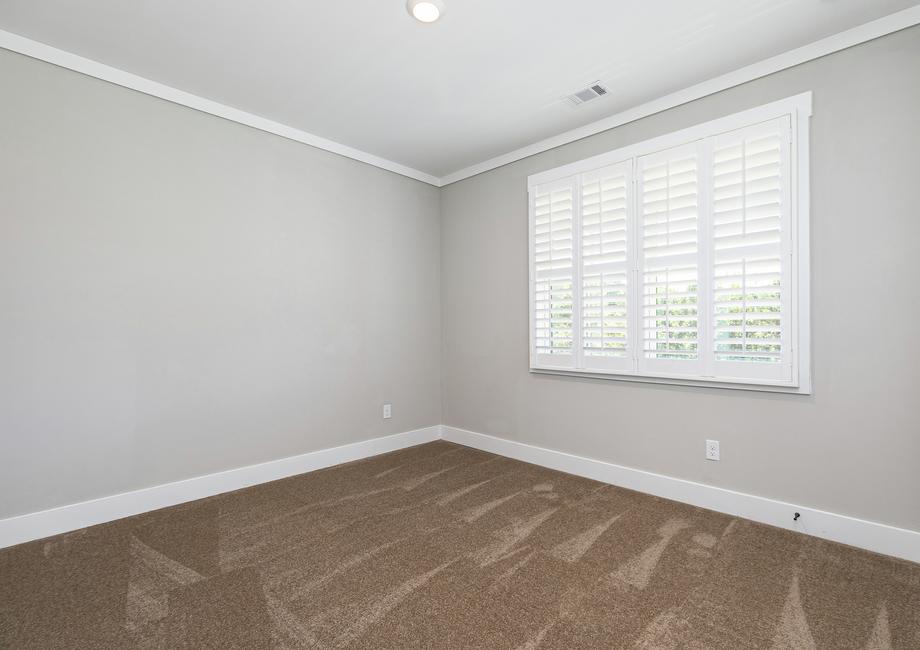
1,441,918,649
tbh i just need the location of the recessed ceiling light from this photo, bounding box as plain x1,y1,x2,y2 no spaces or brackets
407,0,446,23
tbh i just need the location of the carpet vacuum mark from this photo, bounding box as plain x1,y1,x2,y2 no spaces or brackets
1,440,918,648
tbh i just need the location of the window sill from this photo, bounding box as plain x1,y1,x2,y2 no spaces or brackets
530,367,812,395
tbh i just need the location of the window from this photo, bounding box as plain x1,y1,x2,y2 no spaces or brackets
528,94,811,392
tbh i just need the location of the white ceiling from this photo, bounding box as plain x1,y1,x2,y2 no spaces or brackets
0,1,917,180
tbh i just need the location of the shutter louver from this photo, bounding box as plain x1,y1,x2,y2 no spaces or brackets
532,180,576,367
711,118,791,380
580,164,633,370
638,144,701,372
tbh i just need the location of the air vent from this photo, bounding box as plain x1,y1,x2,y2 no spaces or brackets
565,82,609,106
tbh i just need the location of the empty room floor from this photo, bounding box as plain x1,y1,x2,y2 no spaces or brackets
1,440,917,648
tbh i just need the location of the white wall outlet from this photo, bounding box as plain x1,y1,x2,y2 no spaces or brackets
705,439,720,461
382,403,392,419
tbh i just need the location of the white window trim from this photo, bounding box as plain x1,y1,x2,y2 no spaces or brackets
527,92,812,394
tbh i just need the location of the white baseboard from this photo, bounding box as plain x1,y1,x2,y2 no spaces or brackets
0,425,440,550
440,425,920,565
5,423,917,564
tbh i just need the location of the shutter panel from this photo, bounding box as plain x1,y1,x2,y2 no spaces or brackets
637,143,703,376
710,117,792,381
580,163,634,371
529,101,805,388
532,178,577,368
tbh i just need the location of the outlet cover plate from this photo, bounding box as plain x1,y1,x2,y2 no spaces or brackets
705,439,720,461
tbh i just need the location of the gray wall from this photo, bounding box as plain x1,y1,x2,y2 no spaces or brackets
0,49,441,518
440,26,920,532
3,26,919,533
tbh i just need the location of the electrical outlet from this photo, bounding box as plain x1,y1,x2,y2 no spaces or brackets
705,439,720,461
382,403,392,419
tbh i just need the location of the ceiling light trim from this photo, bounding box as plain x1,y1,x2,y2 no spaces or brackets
0,29,441,186
407,0,446,23
439,4,920,185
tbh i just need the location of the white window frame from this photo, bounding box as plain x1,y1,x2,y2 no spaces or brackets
527,93,812,394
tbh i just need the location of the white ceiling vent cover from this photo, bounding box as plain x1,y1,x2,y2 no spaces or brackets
565,83,609,106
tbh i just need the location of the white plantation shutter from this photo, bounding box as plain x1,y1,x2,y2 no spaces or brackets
710,118,792,381
580,163,634,371
528,95,808,390
532,178,577,368
637,143,704,376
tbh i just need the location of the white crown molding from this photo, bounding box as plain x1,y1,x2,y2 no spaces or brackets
440,426,920,565
0,425,440,549
0,29,441,187
3,6,920,187
438,5,920,185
